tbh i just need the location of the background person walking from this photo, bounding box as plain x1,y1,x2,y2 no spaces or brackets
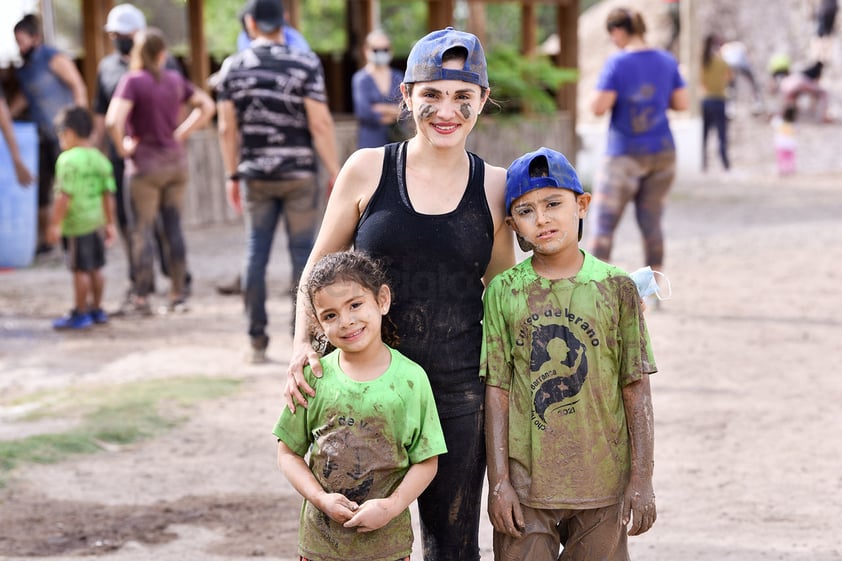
588,7,688,297
216,0,340,363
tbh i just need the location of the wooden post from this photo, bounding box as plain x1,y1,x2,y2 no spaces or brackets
428,0,455,32
521,3,536,56
81,0,111,106
467,2,487,46
556,0,579,131
186,0,210,91
681,0,699,117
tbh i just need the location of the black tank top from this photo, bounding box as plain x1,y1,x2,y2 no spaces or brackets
355,141,494,418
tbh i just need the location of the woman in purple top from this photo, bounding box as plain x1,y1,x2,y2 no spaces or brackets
106,28,214,314
589,7,688,291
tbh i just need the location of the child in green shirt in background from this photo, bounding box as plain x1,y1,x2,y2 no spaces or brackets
48,105,116,330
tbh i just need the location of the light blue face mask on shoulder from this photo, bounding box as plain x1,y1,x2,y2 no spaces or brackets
629,267,672,300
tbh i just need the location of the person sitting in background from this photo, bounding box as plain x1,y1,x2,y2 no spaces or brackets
779,61,832,123
351,29,406,149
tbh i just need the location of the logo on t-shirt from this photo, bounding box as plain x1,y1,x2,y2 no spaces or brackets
529,322,588,424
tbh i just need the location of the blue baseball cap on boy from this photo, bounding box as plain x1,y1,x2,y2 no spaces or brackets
506,147,583,215
404,27,489,88
507,147,585,243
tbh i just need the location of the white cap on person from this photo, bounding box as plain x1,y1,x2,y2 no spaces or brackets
104,4,147,34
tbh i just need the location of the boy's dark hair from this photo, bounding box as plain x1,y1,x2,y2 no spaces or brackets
305,251,399,348
528,155,583,241
529,156,550,178
14,14,41,37
55,105,94,139
54,105,94,139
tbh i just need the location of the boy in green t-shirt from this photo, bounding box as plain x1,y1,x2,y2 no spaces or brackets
481,147,658,561
47,106,116,330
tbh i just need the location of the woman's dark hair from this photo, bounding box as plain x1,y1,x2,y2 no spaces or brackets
606,7,646,36
305,251,399,349
702,33,720,68
54,105,94,139
130,27,167,81
13,14,41,37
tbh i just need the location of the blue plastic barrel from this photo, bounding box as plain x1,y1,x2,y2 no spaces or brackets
0,122,38,268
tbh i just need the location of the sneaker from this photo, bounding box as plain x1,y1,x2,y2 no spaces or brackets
53,309,93,330
90,308,109,324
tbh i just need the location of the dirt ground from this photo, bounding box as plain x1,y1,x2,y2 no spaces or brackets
2,120,842,561
5,2,842,558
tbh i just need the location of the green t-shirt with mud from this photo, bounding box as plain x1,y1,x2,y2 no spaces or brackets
53,146,115,237
481,251,657,510
273,346,447,561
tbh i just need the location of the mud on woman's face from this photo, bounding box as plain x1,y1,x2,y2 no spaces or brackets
412,84,484,125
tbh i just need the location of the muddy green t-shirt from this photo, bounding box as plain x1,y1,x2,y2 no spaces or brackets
273,346,447,561
53,146,115,237
481,251,656,509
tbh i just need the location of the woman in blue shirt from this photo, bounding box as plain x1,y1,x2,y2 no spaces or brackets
351,30,405,149
589,7,688,289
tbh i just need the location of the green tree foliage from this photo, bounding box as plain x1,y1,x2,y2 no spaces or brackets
486,46,577,115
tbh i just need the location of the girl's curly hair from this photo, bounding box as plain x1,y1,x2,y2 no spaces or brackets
304,251,400,352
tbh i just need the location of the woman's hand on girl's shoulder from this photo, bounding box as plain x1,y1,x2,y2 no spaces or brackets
283,339,322,413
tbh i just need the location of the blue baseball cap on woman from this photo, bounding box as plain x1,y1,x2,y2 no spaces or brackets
404,27,489,88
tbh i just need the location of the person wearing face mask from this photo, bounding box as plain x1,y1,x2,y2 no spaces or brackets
92,3,192,316
351,29,406,149
11,13,87,257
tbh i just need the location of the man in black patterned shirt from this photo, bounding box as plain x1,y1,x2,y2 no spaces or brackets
216,0,340,363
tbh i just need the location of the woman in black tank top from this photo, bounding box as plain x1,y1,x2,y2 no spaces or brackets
284,28,515,561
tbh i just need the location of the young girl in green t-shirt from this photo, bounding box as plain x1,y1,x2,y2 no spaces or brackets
273,251,447,561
